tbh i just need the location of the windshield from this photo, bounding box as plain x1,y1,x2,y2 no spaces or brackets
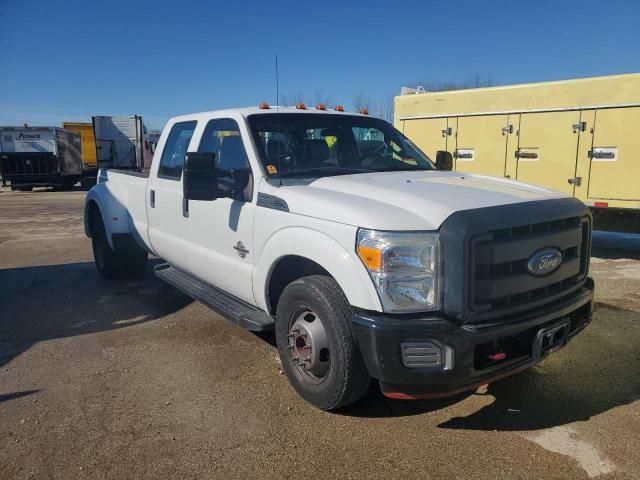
247,113,434,178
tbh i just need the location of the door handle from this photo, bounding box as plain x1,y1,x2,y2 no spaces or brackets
516,150,538,159
182,197,189,218
150,189,155,208
589,149,616,159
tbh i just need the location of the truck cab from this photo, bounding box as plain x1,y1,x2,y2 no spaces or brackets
85,105,594,410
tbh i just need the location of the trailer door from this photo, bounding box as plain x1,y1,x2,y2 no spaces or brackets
515,111,581,195
401,118,450,161
453,115,511,176
587,107,640,201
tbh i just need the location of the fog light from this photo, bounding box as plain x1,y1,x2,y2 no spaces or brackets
401,341,453,369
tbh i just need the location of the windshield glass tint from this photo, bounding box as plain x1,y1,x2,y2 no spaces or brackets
247,113,434,177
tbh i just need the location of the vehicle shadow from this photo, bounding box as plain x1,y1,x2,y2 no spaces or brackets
0,259,192,370
438,301,640,431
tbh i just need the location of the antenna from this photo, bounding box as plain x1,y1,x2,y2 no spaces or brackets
275,54,282,186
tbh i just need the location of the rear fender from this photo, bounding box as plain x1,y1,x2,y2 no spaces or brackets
84,183,134,250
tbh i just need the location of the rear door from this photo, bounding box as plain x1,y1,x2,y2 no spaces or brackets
147,120,198,270
587,107,640,201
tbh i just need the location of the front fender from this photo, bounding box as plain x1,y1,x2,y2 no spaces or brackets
253,226,383,312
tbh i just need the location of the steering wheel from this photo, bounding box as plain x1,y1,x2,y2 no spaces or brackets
360,154,389,168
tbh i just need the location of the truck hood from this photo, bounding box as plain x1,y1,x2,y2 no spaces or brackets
268,171,565,230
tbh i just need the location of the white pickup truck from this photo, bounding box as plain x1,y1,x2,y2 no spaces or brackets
85,105,594,410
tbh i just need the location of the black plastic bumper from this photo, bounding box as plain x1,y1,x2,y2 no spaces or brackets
351,278,594,399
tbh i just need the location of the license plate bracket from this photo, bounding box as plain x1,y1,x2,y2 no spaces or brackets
533,318,571,361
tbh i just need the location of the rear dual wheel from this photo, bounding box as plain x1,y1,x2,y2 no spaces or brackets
275,275,370,410
90,210,147,279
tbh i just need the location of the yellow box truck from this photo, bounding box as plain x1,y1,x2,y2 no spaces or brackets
395,73,640,232
63,121,98,188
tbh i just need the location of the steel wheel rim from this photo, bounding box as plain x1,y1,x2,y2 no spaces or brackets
287,307,331,384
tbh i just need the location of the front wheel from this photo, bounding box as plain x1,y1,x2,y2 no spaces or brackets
275,275,371,410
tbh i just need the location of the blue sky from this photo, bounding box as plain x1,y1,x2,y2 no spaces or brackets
1,0,639,130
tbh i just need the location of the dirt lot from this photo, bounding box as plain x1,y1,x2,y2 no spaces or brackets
1,188,639,480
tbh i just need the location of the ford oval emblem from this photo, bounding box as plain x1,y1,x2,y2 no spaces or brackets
527,248,563,276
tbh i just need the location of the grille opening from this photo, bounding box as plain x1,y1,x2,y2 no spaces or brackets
474,328,536,370
472,215,590,314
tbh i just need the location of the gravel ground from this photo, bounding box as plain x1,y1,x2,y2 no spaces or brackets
0,187,639,479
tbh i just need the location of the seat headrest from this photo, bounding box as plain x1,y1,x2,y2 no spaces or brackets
219,136,246,169
300,139,330,167
267,139,287,160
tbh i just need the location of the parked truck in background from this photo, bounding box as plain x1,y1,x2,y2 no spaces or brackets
63,121,99,189
93,115,155,172
0,126,83,190
85,105,594,410
395,73,640,233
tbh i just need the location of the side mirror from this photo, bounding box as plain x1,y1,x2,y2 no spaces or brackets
183,152,219,201
435,150,454,171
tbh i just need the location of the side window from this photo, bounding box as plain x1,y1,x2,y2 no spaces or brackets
158,121,197,180
198,118,249,170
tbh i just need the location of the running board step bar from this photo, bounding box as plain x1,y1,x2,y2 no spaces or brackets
154,263,274,331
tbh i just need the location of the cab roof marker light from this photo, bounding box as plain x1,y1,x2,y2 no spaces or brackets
359,108,369,115
296,103,306,110
335,105,345,112
259,102,270,109
316,103,326,110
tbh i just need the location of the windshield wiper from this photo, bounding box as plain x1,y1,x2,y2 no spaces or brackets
370,165,432,172
276,167,370,178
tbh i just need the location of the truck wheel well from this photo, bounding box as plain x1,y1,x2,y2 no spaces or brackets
267,256,332,315
86,200,101,237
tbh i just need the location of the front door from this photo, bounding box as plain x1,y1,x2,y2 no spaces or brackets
185,118,256,305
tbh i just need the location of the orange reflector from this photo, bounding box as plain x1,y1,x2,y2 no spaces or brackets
259,102,270,109
335,105,344,112
316,103,326,110
359,108,369,115
357,245,382,271
296,102,306,110
594,202,609,208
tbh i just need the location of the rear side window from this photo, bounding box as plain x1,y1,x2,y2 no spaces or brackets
198,118,249,170
158,121,197,180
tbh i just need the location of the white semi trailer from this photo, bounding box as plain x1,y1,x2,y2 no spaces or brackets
0,126,83,190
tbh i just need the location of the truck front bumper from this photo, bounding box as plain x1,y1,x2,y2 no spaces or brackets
351,277,594,399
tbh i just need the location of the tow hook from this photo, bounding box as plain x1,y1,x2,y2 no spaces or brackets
488,351,506,362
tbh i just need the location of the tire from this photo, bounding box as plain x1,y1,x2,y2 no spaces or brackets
275,275,371,410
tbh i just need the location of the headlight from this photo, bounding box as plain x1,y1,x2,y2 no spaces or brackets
356,229,441,313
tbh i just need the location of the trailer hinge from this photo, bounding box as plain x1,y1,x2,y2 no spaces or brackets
501,125,513,135
441,127,452,137
568,176,582,186
572,121,587,133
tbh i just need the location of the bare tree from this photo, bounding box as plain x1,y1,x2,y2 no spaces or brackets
279,92,308,107
312,89,333,107
352,92,373,113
